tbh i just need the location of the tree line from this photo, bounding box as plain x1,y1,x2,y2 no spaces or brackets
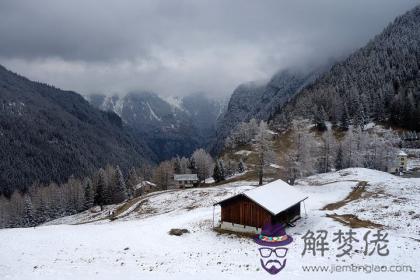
0,163,154,228
0,146,248,228
285,121,400,182
153,148,246,188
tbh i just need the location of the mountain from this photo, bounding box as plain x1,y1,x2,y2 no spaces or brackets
0,64,155,196
272,5,420,131
88,92,223,160
212,66,327,154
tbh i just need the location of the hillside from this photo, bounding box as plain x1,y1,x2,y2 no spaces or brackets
89,92,223,160
0,168,418,279
0,65,156,196
212,65,330,154
273,5,420,131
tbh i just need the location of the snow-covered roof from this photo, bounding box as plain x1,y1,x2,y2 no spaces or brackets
398,151,408,157
174,174,198,181
134,181,157,190
214,179,308,215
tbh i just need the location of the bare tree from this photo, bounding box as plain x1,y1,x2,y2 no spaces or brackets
191,149,214,183
153,161,174,190
318,129,337,173
285,122,317,182
255,121,274,185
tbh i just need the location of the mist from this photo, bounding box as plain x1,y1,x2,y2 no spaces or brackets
0,0,417,98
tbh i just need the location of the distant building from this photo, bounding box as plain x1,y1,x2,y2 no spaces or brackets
134,181,157,197
174,174,199,188
213,179,308,234
389,150,408,174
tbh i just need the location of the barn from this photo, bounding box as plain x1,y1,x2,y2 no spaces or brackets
174,174,199,188
213,179,308,234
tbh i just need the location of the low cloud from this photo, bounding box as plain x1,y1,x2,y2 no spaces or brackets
0,0,417,98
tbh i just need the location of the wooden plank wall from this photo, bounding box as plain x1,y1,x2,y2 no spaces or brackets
221,196,271,228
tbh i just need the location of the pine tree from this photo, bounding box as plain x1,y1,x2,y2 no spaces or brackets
94,168,107,208
23,194,35,227
83,178,94,209
339,104,350,131
174,156,182,174
335,144,344,171
238,160,245,173
188,157,197,174
35,197,48,224
112,165,127,204
353,98,367,129
126,167,139,199
313,106,328,131
212,160,225,183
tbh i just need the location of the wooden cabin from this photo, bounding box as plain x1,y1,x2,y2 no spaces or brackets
214,179,308,234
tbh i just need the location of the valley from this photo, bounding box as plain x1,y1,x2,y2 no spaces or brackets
1,168,418,279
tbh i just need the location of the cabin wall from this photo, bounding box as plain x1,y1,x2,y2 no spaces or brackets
271,203,301,225
220,196,271,228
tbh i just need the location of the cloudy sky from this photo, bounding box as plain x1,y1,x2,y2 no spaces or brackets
0,0,418,98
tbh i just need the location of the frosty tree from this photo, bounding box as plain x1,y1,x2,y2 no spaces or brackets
191,149,214,183
255,121,274,185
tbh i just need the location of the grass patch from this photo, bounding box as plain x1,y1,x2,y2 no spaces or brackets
113,196,143,217
168,228,190,236
209,170,258,187
326,213,383,229
322,181,368,210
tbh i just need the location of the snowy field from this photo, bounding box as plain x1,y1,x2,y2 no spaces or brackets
0,169,419,280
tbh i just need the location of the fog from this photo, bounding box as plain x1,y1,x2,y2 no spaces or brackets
0,0,417,98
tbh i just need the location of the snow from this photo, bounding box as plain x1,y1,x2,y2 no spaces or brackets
269,163,281,169
398,150,408,156
364,122,376,130
234,150,253,156
160,95,185,112
1,170,419,280
135,181,157,190
174,174,198,181
146,102,162,121
408,158,420,171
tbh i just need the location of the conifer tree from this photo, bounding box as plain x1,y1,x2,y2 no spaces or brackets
23,194,35,227
112,165,127,203
83,178,94,209
238,160,246,173
212,160,225,183
335,144,344,171
126,167,139,199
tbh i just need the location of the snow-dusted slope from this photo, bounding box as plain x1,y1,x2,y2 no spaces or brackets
0,169,419,280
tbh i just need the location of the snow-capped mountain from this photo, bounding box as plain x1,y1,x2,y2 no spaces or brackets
88,92,223,160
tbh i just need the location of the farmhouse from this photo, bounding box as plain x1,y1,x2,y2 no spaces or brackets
388,150,408,174
213,179,308,234
174,174,199,188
